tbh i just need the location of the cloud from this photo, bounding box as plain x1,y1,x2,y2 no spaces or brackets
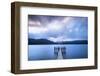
28,20,41,27
62,17,72,23
47,20,64,31
48,36,83,42
28,15,88,40
29,27,48,34
48,36,68,42
28,17,72,34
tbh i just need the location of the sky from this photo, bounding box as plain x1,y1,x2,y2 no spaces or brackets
28,15,88,42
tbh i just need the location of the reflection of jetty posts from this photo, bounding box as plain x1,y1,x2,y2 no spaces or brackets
54,46,66,59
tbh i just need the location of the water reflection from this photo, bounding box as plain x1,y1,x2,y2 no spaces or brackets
54,47,66,59
28,44,88,61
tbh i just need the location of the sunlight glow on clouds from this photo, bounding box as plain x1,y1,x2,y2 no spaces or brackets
29,27,48,34
47,20,64,31
28,20,41,27
48,37,83,42
48,36,68,42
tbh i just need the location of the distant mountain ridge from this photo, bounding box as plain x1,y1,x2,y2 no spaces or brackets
28,38,88,45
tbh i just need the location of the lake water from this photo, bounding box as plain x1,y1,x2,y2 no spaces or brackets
28,44,88,61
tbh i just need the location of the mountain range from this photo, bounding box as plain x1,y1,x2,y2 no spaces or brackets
28,38,88,45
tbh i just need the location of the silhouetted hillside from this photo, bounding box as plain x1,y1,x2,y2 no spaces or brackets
28,39,54,44
61,40,88,44
28,39,88,45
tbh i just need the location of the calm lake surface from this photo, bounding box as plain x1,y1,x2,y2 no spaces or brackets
28,44,88,61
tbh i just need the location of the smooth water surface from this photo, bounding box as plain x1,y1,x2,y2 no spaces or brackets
28,44,88,61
